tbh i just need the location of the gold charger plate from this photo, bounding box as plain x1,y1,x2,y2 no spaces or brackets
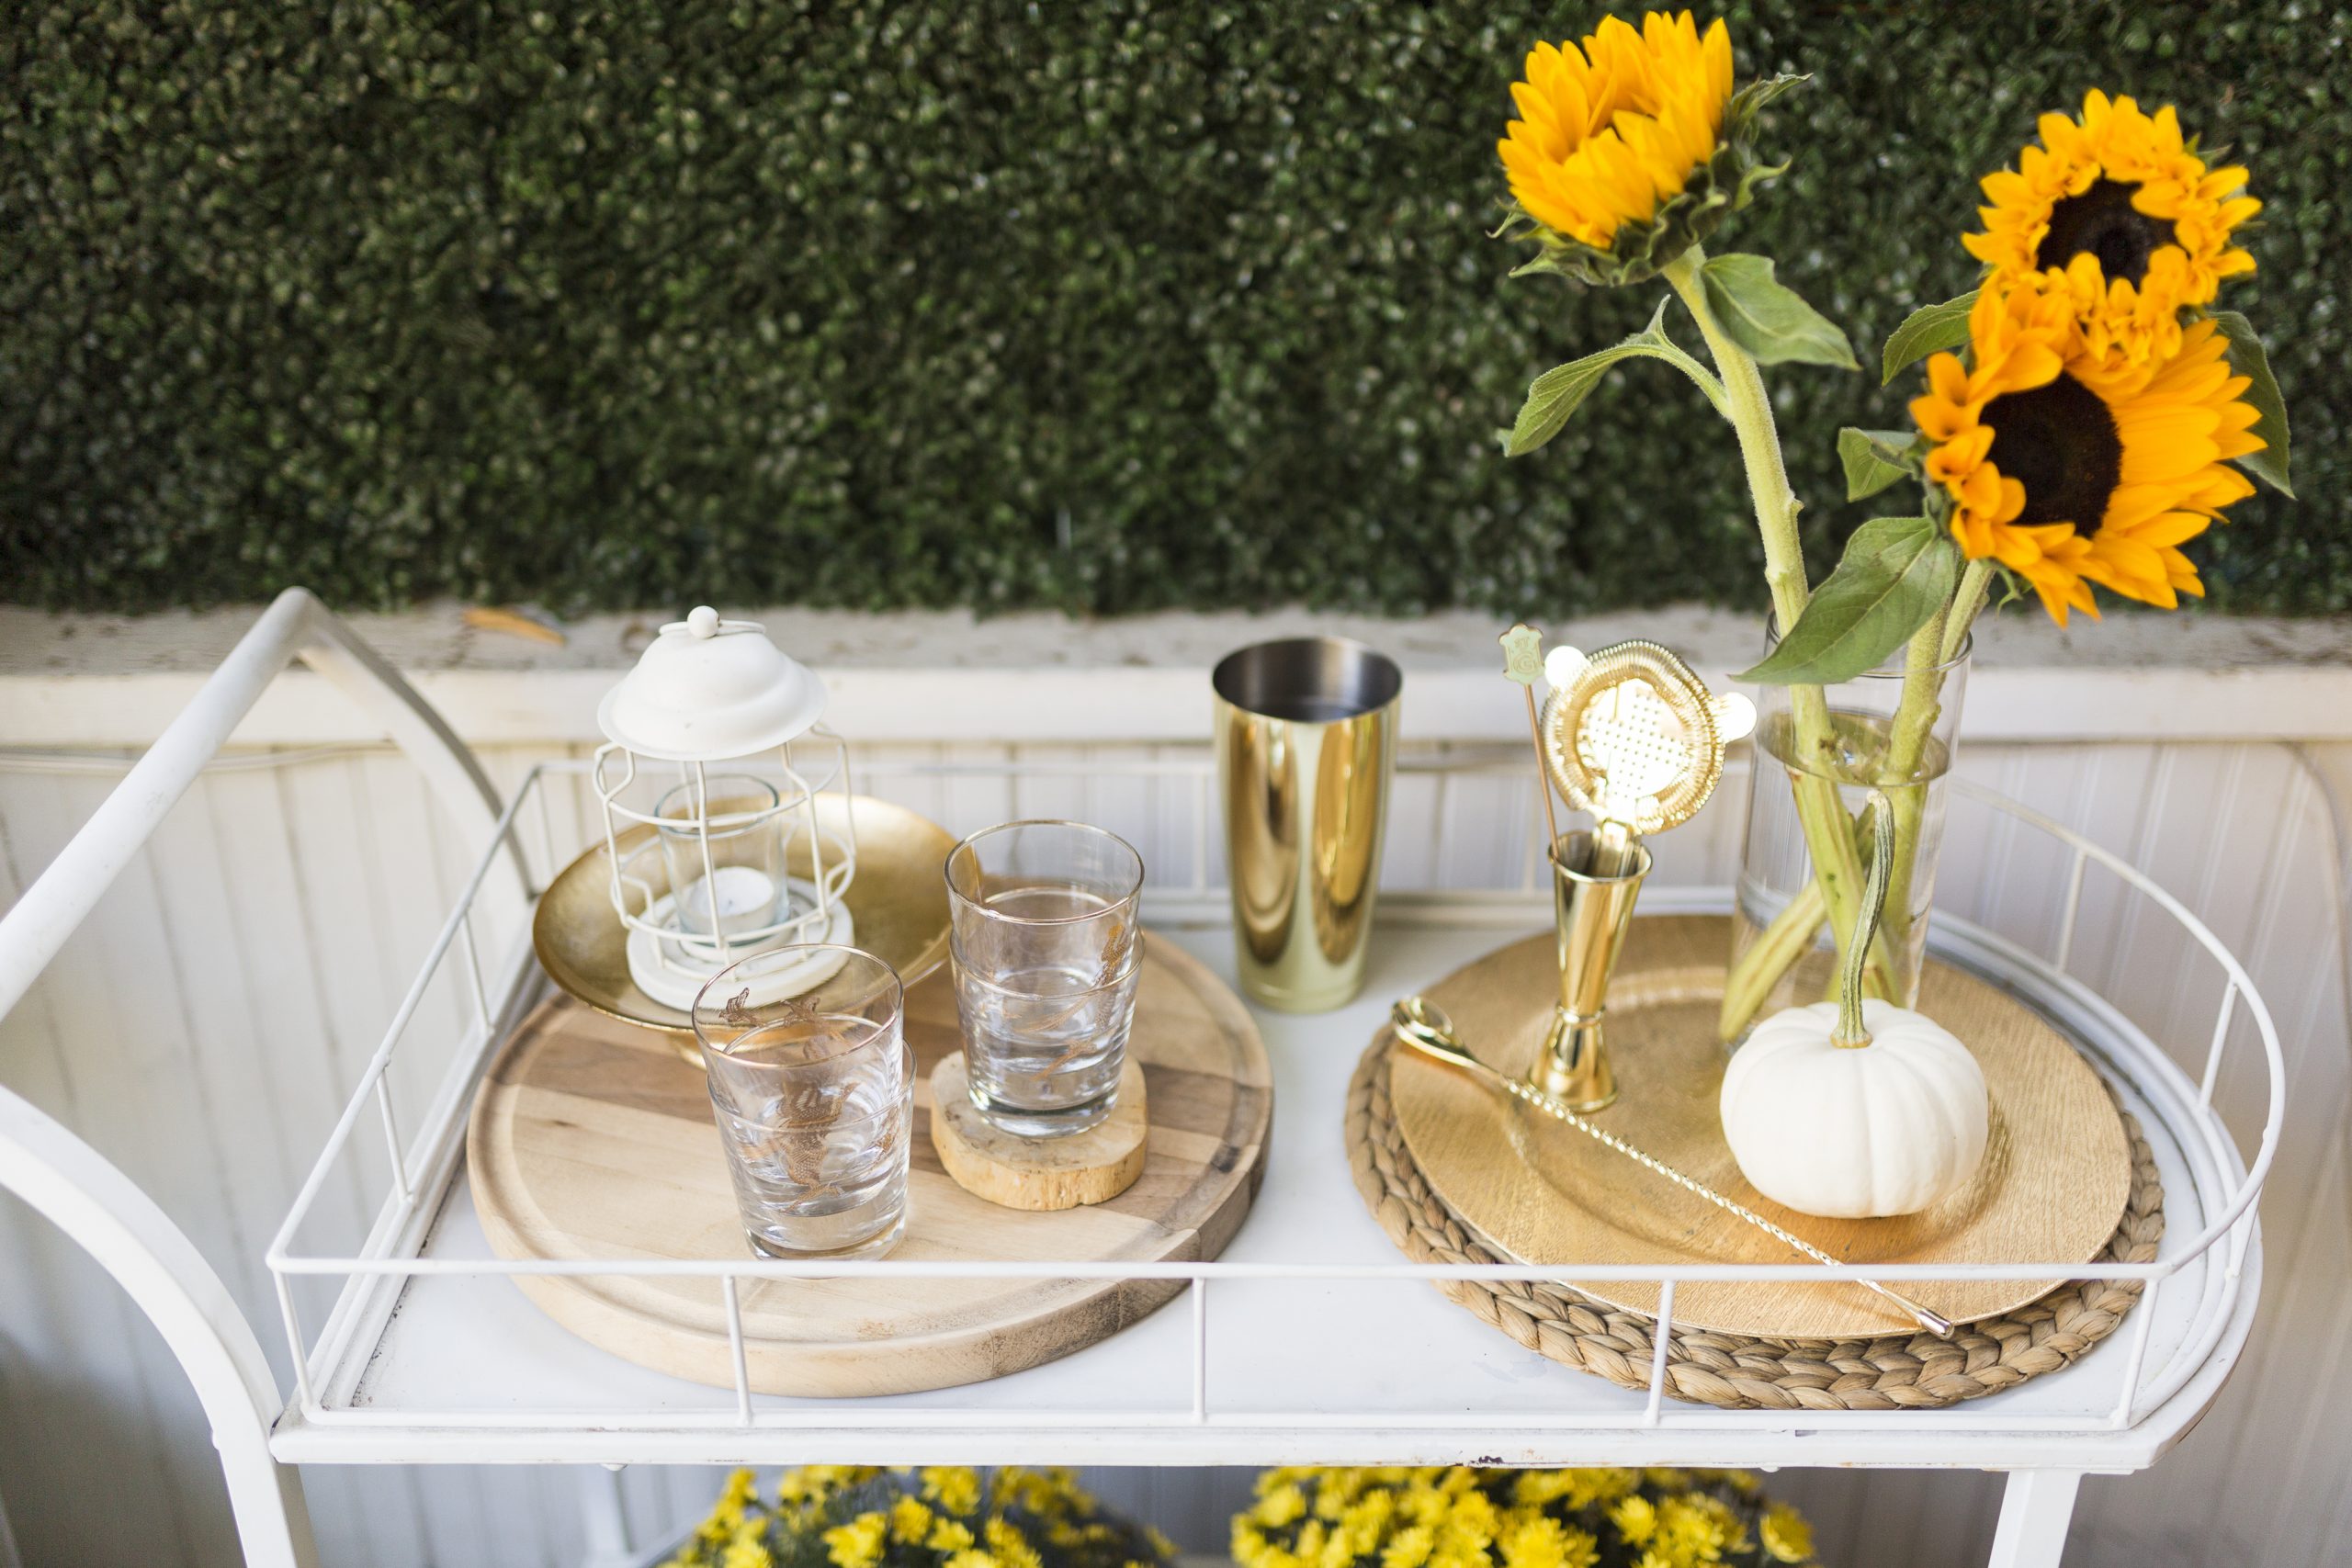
531,794,955,1047
1390,913,2134,1340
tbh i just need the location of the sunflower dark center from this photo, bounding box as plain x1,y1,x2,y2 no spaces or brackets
2034,176,2165,285
1983,372,2122,532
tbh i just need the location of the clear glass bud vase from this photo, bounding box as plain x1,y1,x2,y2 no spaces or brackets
1721,637,1971,1043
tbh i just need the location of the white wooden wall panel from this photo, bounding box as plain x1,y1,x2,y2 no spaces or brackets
0,737,2345,1568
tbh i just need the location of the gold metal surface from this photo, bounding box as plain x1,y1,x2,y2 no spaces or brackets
1309,719,1386,963
1224,723,1300,966
1538,640,1752,843
533,794,955,1062
1536,830,1651,1111
1389,913,2135,1338
1213,640,1400,1013
1391,995,1953,1337
1521,639,1752,1102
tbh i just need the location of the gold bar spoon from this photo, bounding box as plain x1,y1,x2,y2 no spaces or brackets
1390,996,1957,1340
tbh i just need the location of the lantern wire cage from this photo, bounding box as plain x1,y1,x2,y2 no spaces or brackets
590,726,859,1005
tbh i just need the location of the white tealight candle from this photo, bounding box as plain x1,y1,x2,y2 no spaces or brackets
676,864,781,938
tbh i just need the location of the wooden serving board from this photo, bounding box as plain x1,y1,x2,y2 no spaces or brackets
469,934,1270,1397
1390,914,2133,1339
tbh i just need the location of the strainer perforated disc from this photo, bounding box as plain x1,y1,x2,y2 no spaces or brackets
1537,640,1754,838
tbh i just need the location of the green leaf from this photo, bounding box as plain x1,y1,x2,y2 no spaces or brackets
1698,254,1857,369
1730,155,1791,212
1736,517,1960,685
1728,73,1809,122
1503,299,1724,455
2211,310,2294,497
1881,291,1977,384
1837,427,1921,502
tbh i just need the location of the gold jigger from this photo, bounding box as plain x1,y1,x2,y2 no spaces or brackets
1535,828,1654,1111
1513,637,1752,1112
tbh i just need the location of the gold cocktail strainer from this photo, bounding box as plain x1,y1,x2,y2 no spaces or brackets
1503,633,1753,1111
1539,639,1752,873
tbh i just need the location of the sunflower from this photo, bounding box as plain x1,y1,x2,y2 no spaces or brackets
1499,12,1732,249
1495,13,1793,288
1911,276,2265,625
1964,90,2259,370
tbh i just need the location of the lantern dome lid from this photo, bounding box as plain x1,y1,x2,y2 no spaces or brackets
596,606,829,761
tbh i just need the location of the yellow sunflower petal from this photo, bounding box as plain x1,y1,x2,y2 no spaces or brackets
1916,265,2261,626
1964,90,2259,368
1496,9,1736,250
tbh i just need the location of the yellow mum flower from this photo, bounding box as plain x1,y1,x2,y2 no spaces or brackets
1657,1493,1743,1562
1381,1524,1435,1568
890,1495,935,1545
922,1467,984,1517
1910,274,2263,624
699,1469,760,1541
1965,90,2260,370
1499,11,1733,249
822,1512,889,1568
1607,1495,1659,1549
1758,1502,1815,1564
985,1517,1045,1568
779,1466,878,1518
1498,1514,1600,1568
1253,1484,1309,1529
998,1468,1094,1519
930,1519,978,1553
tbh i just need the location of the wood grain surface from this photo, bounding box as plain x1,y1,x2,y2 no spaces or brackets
468,934,1270,1397
1390,914,2133,1338
929,1053,1150,1211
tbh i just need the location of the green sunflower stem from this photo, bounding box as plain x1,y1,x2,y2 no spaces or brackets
1875,557,1994,970
1663,243,1878,1041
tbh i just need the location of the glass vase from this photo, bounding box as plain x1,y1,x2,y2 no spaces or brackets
1722,636,1971,1043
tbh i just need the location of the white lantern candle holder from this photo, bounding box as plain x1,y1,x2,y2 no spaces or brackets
590,607,859,1010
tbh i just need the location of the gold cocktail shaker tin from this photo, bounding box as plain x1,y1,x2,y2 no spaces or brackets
1212,637,1402,1012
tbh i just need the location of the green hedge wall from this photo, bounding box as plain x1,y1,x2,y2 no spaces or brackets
3,2,2342,615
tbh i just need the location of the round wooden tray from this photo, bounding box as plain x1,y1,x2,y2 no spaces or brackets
530,794,955,1043
469,933,1270,1398
1388,914,2135,1339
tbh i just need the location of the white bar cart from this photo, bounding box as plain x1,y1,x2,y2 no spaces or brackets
0,592,2279,1568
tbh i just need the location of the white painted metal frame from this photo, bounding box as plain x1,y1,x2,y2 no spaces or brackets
0,595,2283,1568
0,588,531,1568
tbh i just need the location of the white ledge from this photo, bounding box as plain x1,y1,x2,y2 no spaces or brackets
3,602,2350,747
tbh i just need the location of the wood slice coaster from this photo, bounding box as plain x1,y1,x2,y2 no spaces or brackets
1345,915,2165,1411
930,1053,1150,1212
469,934,1269,1398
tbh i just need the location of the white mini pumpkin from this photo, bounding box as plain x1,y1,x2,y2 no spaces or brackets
1718,789,1990,1219
1720,996,1989,1217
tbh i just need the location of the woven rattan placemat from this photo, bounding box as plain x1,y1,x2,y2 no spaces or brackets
1346,1035,2165,1411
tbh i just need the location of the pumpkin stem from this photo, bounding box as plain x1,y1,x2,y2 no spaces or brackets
1834,790,1897,1048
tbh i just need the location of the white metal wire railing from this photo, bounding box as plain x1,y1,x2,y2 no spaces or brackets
262,750,2280,1439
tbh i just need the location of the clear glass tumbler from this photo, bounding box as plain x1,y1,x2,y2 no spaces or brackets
691,944,910,1260
945,820,1146,1137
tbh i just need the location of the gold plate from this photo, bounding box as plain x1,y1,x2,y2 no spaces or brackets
1391,914,2134,1339
531,795,956,1050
